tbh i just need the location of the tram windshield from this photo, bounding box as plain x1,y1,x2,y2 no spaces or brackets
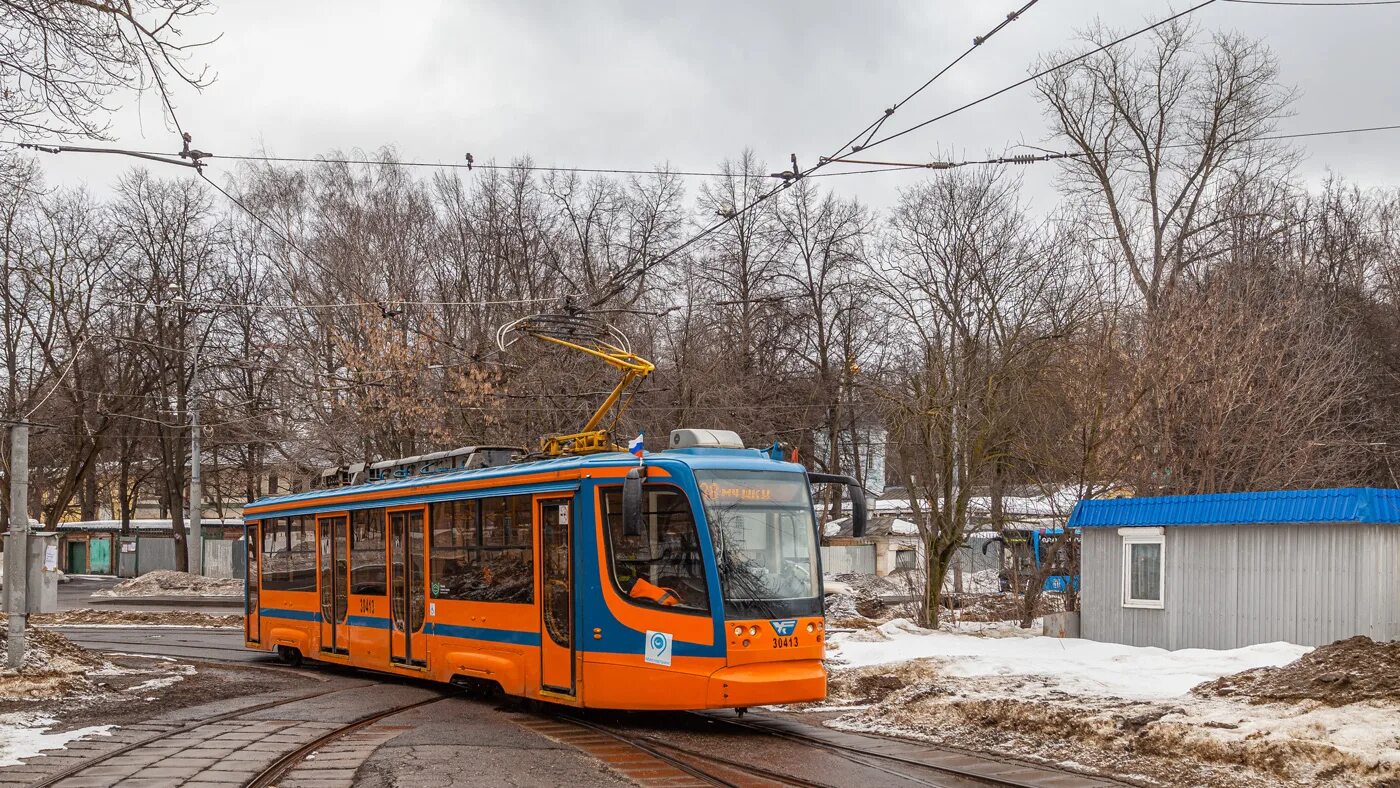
694,470,821,618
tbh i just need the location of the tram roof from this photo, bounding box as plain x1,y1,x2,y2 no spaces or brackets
244,447,805,517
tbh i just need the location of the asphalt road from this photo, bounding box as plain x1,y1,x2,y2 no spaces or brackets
53,624,268,663
58,574,243,612
57,575,123,609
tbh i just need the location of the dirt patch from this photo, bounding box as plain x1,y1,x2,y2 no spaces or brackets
33,609,241,628
1195,636,1400,706
93,570,241,598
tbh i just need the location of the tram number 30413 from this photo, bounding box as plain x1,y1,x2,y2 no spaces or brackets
772,635,800,649
358,598,377,615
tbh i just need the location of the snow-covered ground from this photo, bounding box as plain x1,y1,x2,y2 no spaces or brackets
0,713,112,767
818,620,1400,786
834,618,1308,699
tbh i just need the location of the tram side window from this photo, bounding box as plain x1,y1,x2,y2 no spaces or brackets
260,516,314,592
351,508,387,595
429,499,477,600
601,486,710,613
429,495,533,604
261,517,290,590
286,515,317,592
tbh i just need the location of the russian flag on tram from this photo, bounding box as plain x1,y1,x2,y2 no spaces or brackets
627,432,645,457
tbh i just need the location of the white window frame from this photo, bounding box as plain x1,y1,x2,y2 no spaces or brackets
1120,527,1165,609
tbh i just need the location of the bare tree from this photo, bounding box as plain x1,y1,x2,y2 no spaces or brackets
877,167,1078,627
1038,20,1295,311
0,0,215,138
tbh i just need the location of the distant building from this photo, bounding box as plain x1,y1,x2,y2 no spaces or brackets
822,487,1076,580
56,518,244,578
1070,488,1400,649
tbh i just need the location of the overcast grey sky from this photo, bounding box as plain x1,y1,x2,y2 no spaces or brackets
22,0,1400,213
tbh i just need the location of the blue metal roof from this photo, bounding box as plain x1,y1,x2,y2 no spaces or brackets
1068,487,1400,528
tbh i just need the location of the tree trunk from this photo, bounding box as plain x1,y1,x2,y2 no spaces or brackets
80,463,98,520
118,451,132,536
921,547,952,629
166,474,189,572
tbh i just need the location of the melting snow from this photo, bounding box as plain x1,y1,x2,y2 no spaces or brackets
0,713,113,767
831,618,1310,700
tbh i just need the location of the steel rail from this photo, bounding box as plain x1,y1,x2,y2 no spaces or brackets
247,695,451,787
28,683,357,788
553,713,745,788
692,711,1110,788
617,730,845,788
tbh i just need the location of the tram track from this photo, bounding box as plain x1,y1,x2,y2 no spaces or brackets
538,709,1013,788
50,628,1114,787
29,684,353,788
246,695,451,787
691,711,1129,788
27,649,451,788
554,716,840,788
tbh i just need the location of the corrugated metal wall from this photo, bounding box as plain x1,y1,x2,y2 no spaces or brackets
1082,524,1400,649
822,545,876,575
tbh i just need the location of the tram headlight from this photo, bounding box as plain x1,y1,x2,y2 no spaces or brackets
748,625,759,636
732,625,743,637
806,622,816,633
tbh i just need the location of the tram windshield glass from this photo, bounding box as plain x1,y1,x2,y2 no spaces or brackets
695,470,821,618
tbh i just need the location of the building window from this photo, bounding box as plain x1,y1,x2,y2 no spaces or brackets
895,549,917,571
1121,529,1164,609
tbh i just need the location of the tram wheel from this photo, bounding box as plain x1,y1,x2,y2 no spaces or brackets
276,646,303,667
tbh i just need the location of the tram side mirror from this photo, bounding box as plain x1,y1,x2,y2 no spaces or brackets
808,472,867,538
623,467,646,537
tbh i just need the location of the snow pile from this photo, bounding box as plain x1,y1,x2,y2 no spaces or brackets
0,628,114,700
92,570,242,598
824,573,901,629
817,624,1400,786
0,712,113,767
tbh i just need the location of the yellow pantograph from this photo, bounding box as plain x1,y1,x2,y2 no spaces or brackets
499,311,654,457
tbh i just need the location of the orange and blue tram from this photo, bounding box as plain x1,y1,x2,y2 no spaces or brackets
241,430,866,710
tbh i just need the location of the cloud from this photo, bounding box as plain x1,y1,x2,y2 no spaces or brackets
20,0,1400,210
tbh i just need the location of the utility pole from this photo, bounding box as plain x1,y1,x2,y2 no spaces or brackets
5,423,28,669
184,293,202,577
188,387,202,576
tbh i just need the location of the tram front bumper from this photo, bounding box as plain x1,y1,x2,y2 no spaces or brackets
706,659,826,708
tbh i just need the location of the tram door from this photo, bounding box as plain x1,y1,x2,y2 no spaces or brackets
539,498,574,695
245,522,260,644
388,509,427,667
317,515,350,655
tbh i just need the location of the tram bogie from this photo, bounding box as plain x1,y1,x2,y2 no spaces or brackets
241,430,865,711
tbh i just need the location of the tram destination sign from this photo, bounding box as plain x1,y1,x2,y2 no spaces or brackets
697,473,807,506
